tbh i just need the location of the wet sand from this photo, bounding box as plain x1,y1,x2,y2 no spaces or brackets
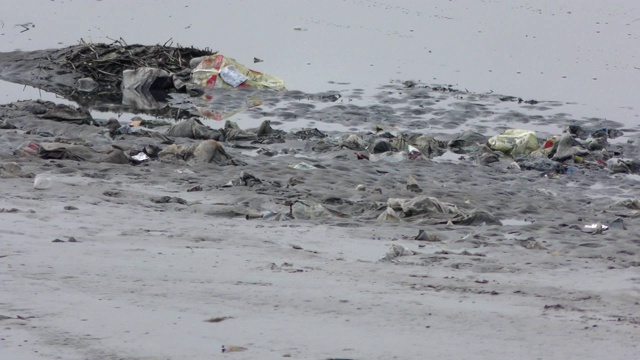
1,83,639,359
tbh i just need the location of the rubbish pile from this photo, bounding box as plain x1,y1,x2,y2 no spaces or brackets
65,40,286,103
485,126,626,175
5,95,631,178
0,40,286,118
62,39,213,89
1,42,638,240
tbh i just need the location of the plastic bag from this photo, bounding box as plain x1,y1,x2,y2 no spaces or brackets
190,54,285,90
488,129,539,157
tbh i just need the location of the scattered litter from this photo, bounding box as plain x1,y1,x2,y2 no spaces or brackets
219,65,249,88
406,175,422,193
377,206,401,222
448,130,487,153
151,196,188,205
608,217,626,230
354,151,369,160
551,133,590,162
221,345,248,353
288,162,317,170
607,158,640,174
488,129,539,157
15,141,41,157
187,185,203,192
15,22,35,33
33,174,52,190
583,222,608,234
407,145,423,160
0,162,30,179
369,151,410,163
223,171,262,187
371,139,393,154
380,244,414,262
51,236,78,243
190,54,285,90
204,316,233,323
0,118,16,129
159,140,240,165
76,77,99,92
292,200,345,219
131,152,150,162
414,229,440,242
525,239,547,250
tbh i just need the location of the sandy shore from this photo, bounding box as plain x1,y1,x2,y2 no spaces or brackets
1,99,639,359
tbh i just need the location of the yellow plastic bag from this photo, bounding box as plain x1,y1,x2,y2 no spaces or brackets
190,54,285,91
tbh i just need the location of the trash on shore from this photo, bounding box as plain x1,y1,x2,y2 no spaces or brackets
190,54,285,91
0,162,31,178
288,162,317,170
33,174,52,189
414,229,440,242
406,175,422,193
378,195,502,226
379,244,414,262
159,140,242,165
448,130,488,153
221,345,248,353
0,40,285,120
223,171,263,187
488,129,539,157
130,152,150,163
582,222,609,234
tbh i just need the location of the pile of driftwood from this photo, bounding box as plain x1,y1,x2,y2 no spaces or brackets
59,38,215,88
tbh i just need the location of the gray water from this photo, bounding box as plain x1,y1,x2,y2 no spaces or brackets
1,0,638,130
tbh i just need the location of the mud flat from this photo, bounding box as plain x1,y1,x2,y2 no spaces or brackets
0,42,639,359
